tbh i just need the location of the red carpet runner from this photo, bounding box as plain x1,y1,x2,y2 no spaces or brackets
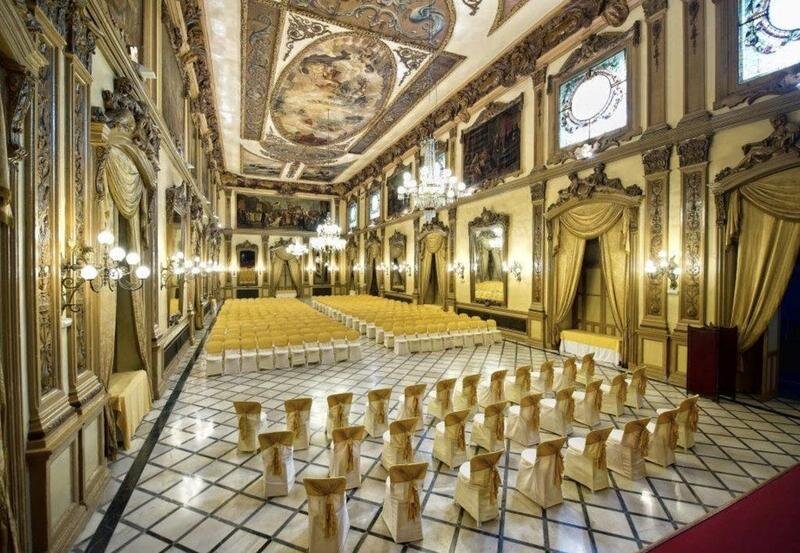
644,464,800,553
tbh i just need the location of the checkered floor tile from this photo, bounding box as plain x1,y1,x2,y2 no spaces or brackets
71,336,800,553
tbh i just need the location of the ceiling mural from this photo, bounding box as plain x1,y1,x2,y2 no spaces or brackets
204,0,561,189
271,33,396,146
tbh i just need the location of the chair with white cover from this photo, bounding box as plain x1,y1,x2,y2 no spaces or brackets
332,332,349,363
531,361,554,394
454,450,504,524
428,378,456,421
205,342,223,376
273,336,290,369
646,408,679,467
289,336,307,367
572,379,603,428
625,366,648,409
429,324,444,352
553,357,577,390
304,336,321,365
326,393,353,441
478,369,508,409
453,374,481,415
383,462,428,544
657,395,699,450
347,331,362,361
565,426,613,492
600,374,627,416
364,388,391,438
432,409,469,469
540,387,575,437
223,340,241,375
606,418,650,480
471,401,507,452
393,326,411,356
285,397,312,451
506,393,541,447
382,418,417,470
330,425,367,490
575,353,595,387
516,438,566,508
258,431,295,498
233,401,261,453
487,319,503,343
256,337,274,371
303,477,349,553
383,324,396,349
240,337,258,373
399,383,427,432
505,366,531,405
318,333,335,365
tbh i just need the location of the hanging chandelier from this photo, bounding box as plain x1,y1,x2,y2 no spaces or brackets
286,241,309,257
310,215,346,252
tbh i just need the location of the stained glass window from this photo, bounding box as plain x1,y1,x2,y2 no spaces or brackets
739,0,800,82
347,201,357,230
558,50,628,149
369,190,381,221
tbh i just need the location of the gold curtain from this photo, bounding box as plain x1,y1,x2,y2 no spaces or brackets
125,215,151,376
419,233,447,305
0,82,20,553
270,248,301,296
599,217,630,340
551,227,585,343
727,177,800,350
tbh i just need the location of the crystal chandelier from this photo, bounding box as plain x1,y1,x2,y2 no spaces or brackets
286,241,309,257
310,215,346,252
398,137,471,222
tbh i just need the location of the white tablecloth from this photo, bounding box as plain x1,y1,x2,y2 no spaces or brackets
560,339,620,366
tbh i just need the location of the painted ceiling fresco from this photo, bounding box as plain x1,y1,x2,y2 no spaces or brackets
204,0,540,189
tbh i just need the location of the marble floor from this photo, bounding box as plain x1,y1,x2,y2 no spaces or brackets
72,336,800,553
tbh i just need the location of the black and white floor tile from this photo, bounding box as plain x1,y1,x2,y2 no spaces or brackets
72,336,800,553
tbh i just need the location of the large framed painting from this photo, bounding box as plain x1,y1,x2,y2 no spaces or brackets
387,164,411,219
347,200,358,231
236,194,331,231
107,0,144,60
161,20,186,152
369,187,382,223
462,94,522,188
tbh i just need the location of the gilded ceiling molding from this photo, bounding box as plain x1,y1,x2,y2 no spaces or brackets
283,13,331,61
395,46,427,86
346,0,629,193
220,171,339,196
462,0,483,16
241,0,280,141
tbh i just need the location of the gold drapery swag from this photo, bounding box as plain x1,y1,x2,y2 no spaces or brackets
270,247,301,296
723,171,800,351
419,232,448,305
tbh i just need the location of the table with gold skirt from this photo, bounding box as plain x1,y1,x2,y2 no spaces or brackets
559,329,622,365
108,370,153,450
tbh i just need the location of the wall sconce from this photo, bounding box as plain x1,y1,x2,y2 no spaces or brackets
352,262,364,273
376,262,386,272
448,261,465,282
645,250,681,292
502,260,523,282
391,261,413,275
62,230,151,312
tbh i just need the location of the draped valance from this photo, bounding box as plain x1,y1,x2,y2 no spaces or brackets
725,170,800,247
552,202,630,254
105,148,144,221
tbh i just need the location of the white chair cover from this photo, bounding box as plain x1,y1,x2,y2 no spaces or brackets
206,352,223,377
383,462,427,543
305,340,321,365
304,477,349,553
348,336,362,361
478,370,507,409
540,387,575,437
553,357,577,390
505,393,541,447
326,393,353,441
233,401,261,453
285,397,312,451
432,410,470,469
381,418,417,470
470,401,507,452
330,425,366,490
646,408,679,467
259,431,295,497
572,379,603,428
399,384,427,432
600,374,627,416
531,361,554,394
453,374,481,415
319,339,335,365
364,388,391,438
657,395,699,450
606,418,650,480
516,438,566,508
428,378,456,421
564,426,613,491
505,366,531,405
575,353,595,387
257,344,274,371
454,450,504,524
240,349,258,373
223,349,241,375
625,367,648,409
273,341,290,369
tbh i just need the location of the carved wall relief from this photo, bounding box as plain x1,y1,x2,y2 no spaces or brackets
530,182,546,306
641,145,671,324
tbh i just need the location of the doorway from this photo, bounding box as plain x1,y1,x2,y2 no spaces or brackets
369,259,379,296
424,255,439,304
778,258,800,398
572,239,618,337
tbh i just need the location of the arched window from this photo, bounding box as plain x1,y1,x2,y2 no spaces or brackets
739,0,800,82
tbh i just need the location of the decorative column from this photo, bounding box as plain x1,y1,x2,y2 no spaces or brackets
412,216,420,304
447,205,457,310
671,134,712,384
643,0,669,135
639,145,672,379
528,181,546,345
223,231,233,296
679,0,709,124
261,233,270,297
532,67,547,170
224,188,233,228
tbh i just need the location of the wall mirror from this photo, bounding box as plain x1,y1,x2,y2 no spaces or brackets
165,183,187,326
469,208,509,307
389,231,407,292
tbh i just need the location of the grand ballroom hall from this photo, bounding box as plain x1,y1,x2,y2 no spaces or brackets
1,0,800,552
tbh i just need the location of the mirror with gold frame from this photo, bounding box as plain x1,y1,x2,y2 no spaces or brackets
469,208,508,307
388,231,407,292
165,183,187,326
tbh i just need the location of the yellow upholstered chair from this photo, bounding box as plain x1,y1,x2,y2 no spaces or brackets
540,387,575,437
607,418,650,480
454,450,504,524
432,409,470,469
565,426,613,491
506,393,541,447
658,395,700,450
326,393,353,441
428,378,457,420
516,438,566,508
470,401,507,452
600,374,627,416
572,379,603,428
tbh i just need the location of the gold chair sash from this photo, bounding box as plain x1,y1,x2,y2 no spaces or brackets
637,430,649,456
372,401,386,425
553,453,564,486
518,369,531,392
489,468,501,505
688,403,699,432
324,496,338,538
407,485,421,521
490,379,503,402
287,411,301,434
271,445,283,476
565,398,575,423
